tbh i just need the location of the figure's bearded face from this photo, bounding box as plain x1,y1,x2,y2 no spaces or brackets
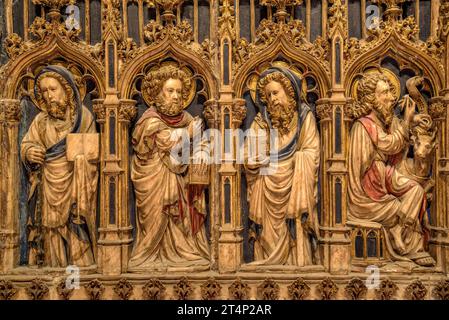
374,80,395,127
39,77,68,120
264,81,296,134
155,78,184,116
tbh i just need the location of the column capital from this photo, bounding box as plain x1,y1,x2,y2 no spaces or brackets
92,99,106,123
429,97,447,120
203,99,220,128
231,98,246,127
0,99,21,122
118,99,137,122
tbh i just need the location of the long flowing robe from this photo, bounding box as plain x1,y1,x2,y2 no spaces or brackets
21,106,97,267
245,112,320,266
129,108,209,270
348,113,431,263
244,66,321,266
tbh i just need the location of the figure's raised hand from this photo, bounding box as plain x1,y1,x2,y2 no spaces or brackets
399,95,416,124
26,146,46,165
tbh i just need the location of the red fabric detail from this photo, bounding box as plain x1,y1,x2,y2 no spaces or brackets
359,116,430,248
362,162,387,201
359,116,378,145
136,107,186,128
172,181,205,235
187,185,206,235
360,116,385,200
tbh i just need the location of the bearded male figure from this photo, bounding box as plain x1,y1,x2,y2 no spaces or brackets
128,65,210,271
21,66,98,268
348,71,435,267
244,67,321,266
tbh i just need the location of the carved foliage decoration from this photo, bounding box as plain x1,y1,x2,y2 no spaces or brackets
328,0,348,36
26,279,49,300
118,101,138,122
288,278,310,300
114,279,134,300
32,0,75,10
2,2,102,69
345,15,444,72
432,279,449,300
84,279,105,300
429,101,446,119
316,103,333,120
405,280,428,300
143,279,166,300
0,280,18,300
376,279,398,300
0,99,22,122
174,277,194,300
219,0,236,39
345,278,368,300
57,279,75,300
258,279,280,300
317,278,338,300
201,278,222,300
233,19,329,74
228,278,250,300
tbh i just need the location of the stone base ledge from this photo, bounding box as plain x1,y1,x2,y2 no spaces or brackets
0,271,448,300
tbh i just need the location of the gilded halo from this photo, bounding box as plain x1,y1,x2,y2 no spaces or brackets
31,62,86,112
247,61,308,104
141,61,196,109
351,67,401,104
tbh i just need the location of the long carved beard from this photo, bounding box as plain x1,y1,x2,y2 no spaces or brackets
375,102,394,127
155,97,183,116
46,100,68,120
266,101,296,135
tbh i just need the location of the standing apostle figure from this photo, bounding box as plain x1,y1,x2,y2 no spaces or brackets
21,65,98,267
244,67,321,266
129,64,210,270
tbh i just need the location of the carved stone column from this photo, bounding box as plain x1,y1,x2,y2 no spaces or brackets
204,99,220,271
0,99,21,273
93,97,136,276
429,96,449,273
217,96,246,273
316,97,351,275
430,0,449,273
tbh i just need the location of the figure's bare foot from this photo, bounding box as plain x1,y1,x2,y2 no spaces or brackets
391,227,406,255
414,256,436,267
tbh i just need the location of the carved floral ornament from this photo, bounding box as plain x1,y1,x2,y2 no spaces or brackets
232,16,329,75
2,5,102,67
344,10,444,72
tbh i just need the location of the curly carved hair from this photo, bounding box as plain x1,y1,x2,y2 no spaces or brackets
35,71,76,120
142,65,192,105
352,72,394,119
257,72,296,107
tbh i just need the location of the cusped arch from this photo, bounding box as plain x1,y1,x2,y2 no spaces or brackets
344,33,444,97
233,36,332,98
1,35,106,100
119,38,219,100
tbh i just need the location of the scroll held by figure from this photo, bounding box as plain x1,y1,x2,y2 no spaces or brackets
348,70,436,267
244,66,321,267
21,65,99,268
128,63,210,271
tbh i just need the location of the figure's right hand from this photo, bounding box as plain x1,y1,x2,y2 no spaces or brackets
26,146,45,165
401,95,416,124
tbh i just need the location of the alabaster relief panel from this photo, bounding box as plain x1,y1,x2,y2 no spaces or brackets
0,0,448,301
